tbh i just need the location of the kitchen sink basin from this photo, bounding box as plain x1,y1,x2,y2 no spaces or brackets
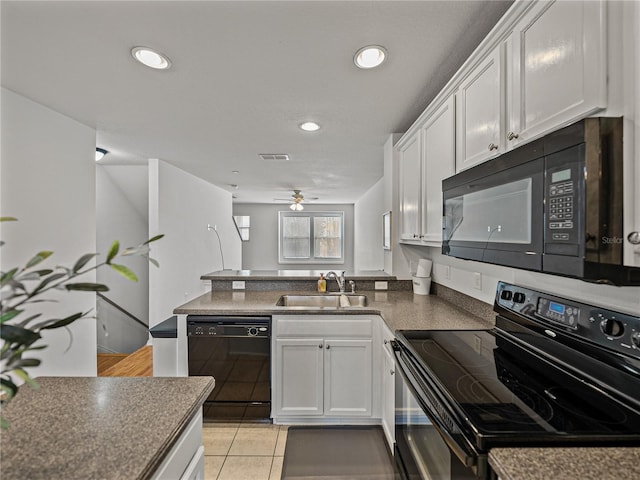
276,294,368,308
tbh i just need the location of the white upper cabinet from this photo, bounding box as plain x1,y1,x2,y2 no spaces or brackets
398,133,422,241
456,46,503,171
421,96,456,244
506,0,606,148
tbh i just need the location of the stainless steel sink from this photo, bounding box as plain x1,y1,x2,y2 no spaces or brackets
276,294,368,308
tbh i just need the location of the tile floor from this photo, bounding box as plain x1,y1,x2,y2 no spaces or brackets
202,422,287,480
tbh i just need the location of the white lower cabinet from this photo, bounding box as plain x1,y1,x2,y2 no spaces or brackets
275,338,325,416
381,331,396,451
152,410,204,480
273,315,376,422
324,339,373,416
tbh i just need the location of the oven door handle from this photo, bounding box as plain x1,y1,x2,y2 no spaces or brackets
393,344,479,468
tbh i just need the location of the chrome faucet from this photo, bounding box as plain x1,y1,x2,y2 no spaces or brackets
326,271,346,293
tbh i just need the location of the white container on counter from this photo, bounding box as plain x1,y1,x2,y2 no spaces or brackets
412,276,432,295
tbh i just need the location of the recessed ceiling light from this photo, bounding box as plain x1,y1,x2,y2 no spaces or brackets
95,148,108,162
131,46,171,70
354,45,387,69
299,121,320,132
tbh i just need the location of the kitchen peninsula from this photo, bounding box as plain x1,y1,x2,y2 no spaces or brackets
0,376,214,480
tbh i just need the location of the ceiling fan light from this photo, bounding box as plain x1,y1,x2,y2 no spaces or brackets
290,203,304,211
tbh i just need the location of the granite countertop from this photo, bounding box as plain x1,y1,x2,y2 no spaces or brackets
200,269,396,281
0,376,215,480
489,447,640,480
174,289,494,331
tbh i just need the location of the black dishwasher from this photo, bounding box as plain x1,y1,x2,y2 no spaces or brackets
187,315,271,421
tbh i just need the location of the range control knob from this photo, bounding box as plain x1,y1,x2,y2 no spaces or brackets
513,292,526,304
248,327,258,337
600,318,624,338
631,332,640,349
500,290,513,301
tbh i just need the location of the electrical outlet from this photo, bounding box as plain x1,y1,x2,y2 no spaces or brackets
232,281,245,290
474,334,482,354
473,272,482,290
443,265,451,280
375,281,388,290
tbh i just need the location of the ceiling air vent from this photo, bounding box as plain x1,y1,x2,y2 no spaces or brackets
259,153,290,161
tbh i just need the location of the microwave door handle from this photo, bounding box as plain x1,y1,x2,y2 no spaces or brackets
393,346,478,468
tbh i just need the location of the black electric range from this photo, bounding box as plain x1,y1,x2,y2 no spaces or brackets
392,282,640,479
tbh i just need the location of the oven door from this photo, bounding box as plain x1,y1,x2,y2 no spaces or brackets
393,342,486,480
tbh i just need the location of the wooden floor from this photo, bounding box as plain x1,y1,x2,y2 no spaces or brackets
98,346,153,377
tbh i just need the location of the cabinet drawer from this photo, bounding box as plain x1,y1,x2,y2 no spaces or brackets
275,316,374,338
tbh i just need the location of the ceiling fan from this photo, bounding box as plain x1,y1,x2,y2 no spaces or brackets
274,190,318,210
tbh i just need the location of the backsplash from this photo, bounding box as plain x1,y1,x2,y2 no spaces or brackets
210,279,414,292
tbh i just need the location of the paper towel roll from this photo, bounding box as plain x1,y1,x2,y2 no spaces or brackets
416,258,433,277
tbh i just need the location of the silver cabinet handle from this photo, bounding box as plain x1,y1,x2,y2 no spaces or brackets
507,131,519,141
326,344,330,350
318,344,323,349
628,232,640,245
384,339,388,345
488,143,498,151
390,370,395,376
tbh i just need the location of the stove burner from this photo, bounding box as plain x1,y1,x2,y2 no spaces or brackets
457,374,554,425
413,339,491,369
544,387,629,426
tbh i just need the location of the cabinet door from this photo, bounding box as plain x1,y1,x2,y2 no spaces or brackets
275,339,324,416
324,339,372,416
456,45,502,172
398,133,422,241
507,0,606,147
421,96,456,244
381,341,395,450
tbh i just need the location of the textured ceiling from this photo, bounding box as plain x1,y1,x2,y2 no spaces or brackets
1,0,513,204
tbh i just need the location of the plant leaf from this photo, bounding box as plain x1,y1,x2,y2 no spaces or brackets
34,269,54,276
0,217,18,222
144,234,164,245
65,282,109,292
0,324,40,346
14,313,43,328
148,257,160,268
0,268,19,286
38,312,85,330
12,358,41,369
0,378,18,400
109,263,138,282
25,251,53,269
32,272,67,294
13,369,39,389
73,253,98,273
106,241,119,264
0,309,22,324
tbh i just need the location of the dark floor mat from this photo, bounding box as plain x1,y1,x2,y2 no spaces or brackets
282,426,398,479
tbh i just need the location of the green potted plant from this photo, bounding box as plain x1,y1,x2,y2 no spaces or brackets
0,217,163,428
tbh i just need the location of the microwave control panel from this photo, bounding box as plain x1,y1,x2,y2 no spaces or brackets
544,145,583,254
547,169,575,238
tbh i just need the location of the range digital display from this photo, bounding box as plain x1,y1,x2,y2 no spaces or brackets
549,301,566,315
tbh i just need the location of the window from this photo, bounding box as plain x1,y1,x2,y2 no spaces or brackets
279,211,344,264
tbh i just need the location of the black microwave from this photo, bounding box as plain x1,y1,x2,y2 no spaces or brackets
442,117,640,286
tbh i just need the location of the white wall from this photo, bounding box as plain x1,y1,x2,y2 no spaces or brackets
232,203,355,271
395,246,640,316
148,159,241,327
383,134,404,276
1,88,97,376
354,178,384,271
96,165,149,352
